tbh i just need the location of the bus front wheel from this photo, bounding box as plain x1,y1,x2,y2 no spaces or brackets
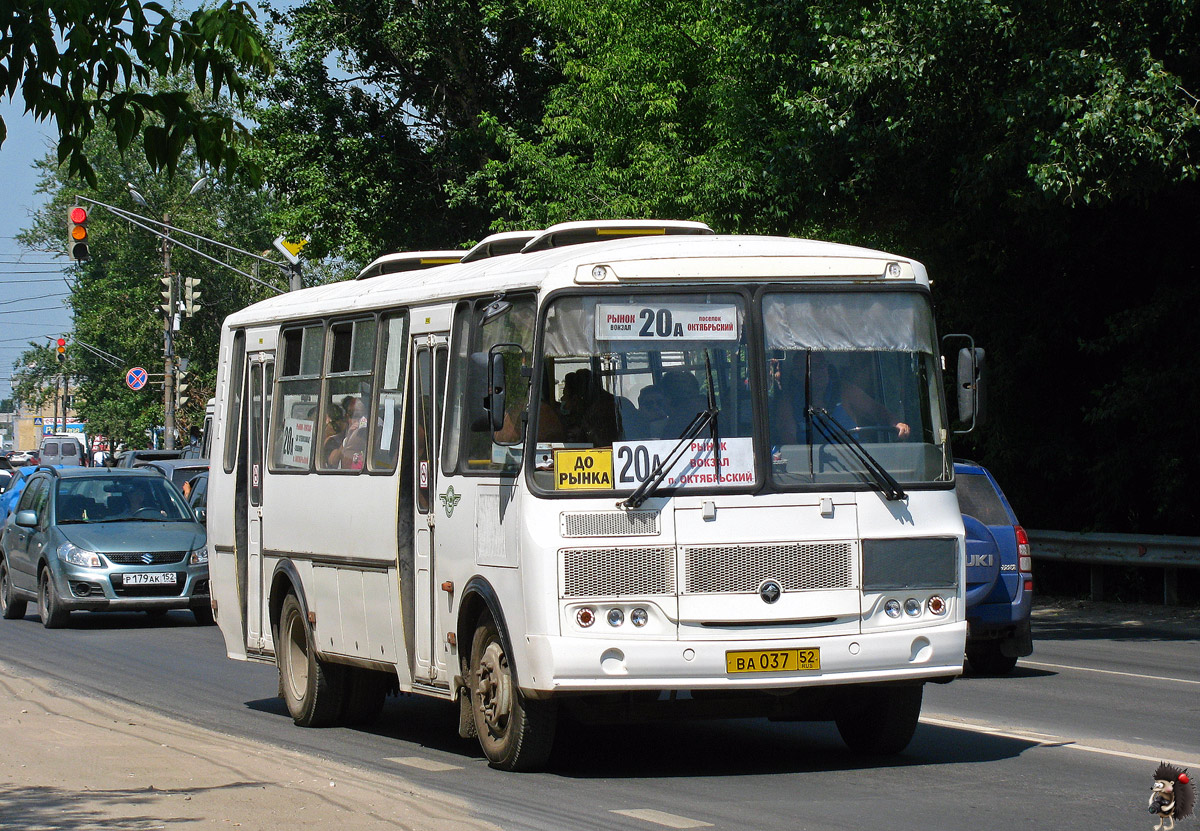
468,613,556,771
834,684,923,755
278,593,344,727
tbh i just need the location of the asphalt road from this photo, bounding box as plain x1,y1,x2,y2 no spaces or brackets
2,603,1197,831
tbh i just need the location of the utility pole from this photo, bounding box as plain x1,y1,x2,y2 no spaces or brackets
162,212,176,449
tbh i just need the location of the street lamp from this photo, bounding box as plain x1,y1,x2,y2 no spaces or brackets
128,176,208,449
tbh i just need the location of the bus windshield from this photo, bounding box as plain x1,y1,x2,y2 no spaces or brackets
533,292,756,492
533,289,949,494
763,290,950,488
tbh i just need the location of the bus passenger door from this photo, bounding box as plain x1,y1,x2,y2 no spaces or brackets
412,337,448,683
245,355,273,649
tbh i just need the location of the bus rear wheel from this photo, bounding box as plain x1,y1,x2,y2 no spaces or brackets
834,684,923,756
278,593,344,727
469,613,556,771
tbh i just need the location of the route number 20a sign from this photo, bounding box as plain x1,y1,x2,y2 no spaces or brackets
595,304,739,341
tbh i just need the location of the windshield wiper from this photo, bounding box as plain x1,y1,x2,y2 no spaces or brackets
809,407,907,501
621,405,720,510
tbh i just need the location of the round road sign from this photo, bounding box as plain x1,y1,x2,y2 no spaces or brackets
126,367,149,391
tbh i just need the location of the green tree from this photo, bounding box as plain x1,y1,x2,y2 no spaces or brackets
1,0,273,186
247,0,562,263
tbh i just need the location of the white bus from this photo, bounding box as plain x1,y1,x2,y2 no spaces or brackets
208,221,971,771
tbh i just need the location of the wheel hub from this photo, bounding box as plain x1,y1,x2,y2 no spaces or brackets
474,641,512,737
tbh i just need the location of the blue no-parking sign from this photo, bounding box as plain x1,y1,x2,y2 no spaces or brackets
126,366,148,391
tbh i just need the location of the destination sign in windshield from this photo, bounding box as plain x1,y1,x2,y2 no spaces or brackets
596,304,739,341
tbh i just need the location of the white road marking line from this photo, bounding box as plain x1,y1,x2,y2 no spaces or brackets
611,809,714,828
1021,659,1200,686
384,756,464,772
921,716,1200,768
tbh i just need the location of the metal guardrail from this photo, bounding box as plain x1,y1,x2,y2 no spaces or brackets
1028,530,1200,604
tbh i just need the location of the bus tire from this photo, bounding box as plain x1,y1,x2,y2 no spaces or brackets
834,684,923,756
341,668,389,726
38,567,70,629
278,593,344,727
0,555,28,620
469,613,556,771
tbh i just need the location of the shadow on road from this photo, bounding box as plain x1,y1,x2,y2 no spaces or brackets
0,781,269,830
6,609,207,631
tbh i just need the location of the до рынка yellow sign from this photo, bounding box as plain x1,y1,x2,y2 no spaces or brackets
554,448,613,489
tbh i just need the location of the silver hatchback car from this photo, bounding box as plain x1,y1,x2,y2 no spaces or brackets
0,467,209,627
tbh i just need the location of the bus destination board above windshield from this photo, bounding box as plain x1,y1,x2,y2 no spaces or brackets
596,304,739,341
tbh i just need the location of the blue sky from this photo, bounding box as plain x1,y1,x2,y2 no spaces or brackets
0,98,75,402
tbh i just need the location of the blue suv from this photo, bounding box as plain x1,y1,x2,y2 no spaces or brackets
955,460,1033,674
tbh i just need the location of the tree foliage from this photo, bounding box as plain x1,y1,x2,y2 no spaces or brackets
1,0,274,186
246,0,561,262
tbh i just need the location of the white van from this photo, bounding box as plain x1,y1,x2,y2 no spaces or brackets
38,433,89,467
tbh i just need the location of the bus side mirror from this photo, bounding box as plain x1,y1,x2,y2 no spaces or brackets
956,346,987,430
487,351,507,432
469,350,510,433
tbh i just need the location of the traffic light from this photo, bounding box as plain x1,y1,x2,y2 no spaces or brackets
68,206,89,260
160,274,174,317
176,366,190,408
55,337,67,363
183,275,201,316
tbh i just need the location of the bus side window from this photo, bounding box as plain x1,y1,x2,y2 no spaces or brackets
321,317,376,472
270,325,322,472
369,312,409,472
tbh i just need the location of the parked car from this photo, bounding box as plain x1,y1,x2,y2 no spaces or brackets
0,466,210,627
133,458,209,493
956,460,1033,674
116,449,185,468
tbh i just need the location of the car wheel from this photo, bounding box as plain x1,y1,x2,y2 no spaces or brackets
38,567,70,629
469,612,557,771
0,555,28,620
277,593,344,727
834,684,923,756
967,642,1019,675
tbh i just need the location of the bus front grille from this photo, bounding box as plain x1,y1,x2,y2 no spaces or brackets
560,511,660,537
561,546,675,597
682,542,854,594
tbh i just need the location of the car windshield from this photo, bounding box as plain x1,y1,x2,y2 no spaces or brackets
55,477,194,523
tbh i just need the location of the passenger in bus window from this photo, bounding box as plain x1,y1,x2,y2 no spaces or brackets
625,385,670,439
560,369,618,446
322,404,347,467
773,352,910,443
340,395,369,470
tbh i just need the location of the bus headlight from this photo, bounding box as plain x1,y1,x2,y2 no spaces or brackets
630,608,648,627
58,542,101,568
884,599,902,618
607,608,625,627
903,598,922,617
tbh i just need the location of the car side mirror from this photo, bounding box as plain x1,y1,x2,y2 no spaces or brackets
194,507,207,524
15,509,37,528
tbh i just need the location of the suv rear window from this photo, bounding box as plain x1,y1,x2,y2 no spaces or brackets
956,473,1012,526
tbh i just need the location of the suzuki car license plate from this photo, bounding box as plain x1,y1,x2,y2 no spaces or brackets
725,648,820,674
122,572,177,586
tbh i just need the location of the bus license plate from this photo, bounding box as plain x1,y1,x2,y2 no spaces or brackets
725,648,820,674
122,572,177,586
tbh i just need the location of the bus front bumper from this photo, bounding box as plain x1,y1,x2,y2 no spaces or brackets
521,622,966,694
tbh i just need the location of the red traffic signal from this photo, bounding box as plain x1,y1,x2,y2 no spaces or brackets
68,206,89,260
56,337,67,363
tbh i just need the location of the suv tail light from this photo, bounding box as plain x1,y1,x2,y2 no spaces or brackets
1015,525,1033,593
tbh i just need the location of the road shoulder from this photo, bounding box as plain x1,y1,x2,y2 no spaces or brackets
0,661,496,830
